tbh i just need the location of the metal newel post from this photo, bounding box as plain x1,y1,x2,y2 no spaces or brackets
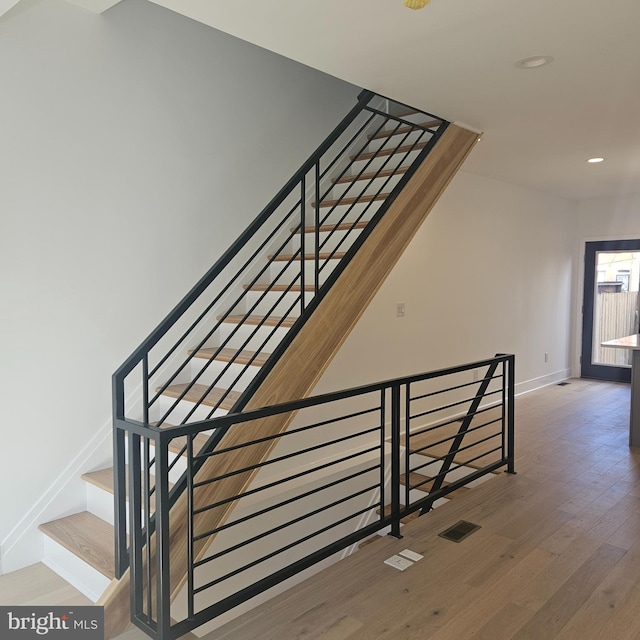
300,176,306,315
507,355,516,474
127,431,143,618
155,432,172,640
112,372,129,579
390,384,403,539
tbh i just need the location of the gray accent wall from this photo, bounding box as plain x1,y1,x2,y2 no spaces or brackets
0,0,358,567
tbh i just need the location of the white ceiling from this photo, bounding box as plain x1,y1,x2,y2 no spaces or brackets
148,0,640,202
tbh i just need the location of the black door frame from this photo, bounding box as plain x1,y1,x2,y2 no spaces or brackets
581,239,640,382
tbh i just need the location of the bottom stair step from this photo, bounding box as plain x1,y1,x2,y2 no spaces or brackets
82,466,175,506
39,512,114,580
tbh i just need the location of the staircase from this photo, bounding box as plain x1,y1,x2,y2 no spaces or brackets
37,91,480,639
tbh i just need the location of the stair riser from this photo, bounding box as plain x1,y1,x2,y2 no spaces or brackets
288,227,363,254
302,205,375,227
351,148,422,173
314,228,363,254
216,320,291,354
86,483,117,526
86,482,168,534
188,356,262,392
41,537,111,603
124,438,190,482
267,259,338,289
152,394,230,426
329,172,404,201
237,290,315,318
315,197,384,219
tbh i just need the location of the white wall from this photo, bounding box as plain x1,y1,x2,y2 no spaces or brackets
0,0,358,570
571,194,640,373
578,193,640,240
315,170,578,395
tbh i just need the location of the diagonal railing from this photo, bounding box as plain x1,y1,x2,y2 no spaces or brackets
112,90,450,578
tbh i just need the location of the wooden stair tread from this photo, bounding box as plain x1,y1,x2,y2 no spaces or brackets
294,221,369,234
245,283,316,293
218,314,297,328
82,467,174,508
158,383,241,411
401,470,470,499
82,467,124,494
189,346,271,367
39,512,115,580
334,167,407,185
368,121,441,140
313,193,390,208
353,141,428,161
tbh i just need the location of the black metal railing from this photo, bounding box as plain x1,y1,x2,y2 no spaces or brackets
112,91,449,578
118,354,514,639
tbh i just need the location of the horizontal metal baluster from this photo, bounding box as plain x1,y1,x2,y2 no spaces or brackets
318,127,438,274
314,116,392,229
319,125,433,248
314,118,407,235
149,203,299,411
195,464,379,540
316,112,378,184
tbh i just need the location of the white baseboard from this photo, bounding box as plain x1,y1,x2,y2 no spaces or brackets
41,537,111,603
0,423,112,575
514,369,571,396
0,373,150,576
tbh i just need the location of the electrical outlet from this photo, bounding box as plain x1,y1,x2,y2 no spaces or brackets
396,303,405,318
545,352,549,363
384,555,413,571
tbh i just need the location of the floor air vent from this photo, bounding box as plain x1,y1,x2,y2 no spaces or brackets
557,382,571,386
438,520,481,543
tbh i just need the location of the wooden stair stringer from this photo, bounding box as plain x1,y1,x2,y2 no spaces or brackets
100,124,480,639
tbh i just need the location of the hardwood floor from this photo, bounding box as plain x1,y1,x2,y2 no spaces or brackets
2,378,638,640
210,378,640,640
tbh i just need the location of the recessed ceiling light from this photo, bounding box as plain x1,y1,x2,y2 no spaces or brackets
587,157,605,163
515,56,554,69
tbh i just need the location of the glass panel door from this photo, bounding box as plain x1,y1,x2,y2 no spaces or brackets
581,240,640,381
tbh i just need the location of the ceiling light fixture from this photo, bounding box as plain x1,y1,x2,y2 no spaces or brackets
405,0,431,9
515,55,554,69
587,157,605,163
